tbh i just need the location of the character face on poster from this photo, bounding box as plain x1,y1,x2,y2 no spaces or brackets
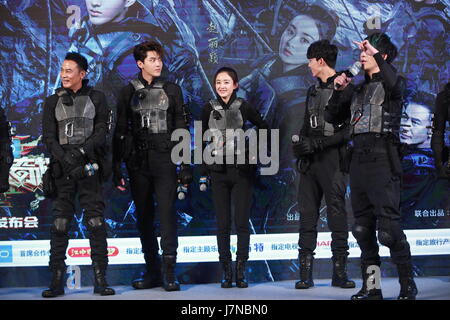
85,0,136,25
401,102,434,149
278,14,320,73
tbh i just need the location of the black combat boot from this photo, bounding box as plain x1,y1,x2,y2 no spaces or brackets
331,255,356,288
162,255,180,291
132,254,163,289
295,253,314,289
220,260,233,288
235,259,248,288
351,264,383,300
397,263,418,300
42,264,66,298
93,262,115,296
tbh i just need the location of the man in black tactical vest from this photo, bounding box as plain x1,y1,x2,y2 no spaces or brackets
113,41,192,292
42,52,114,297
292,40,355,290
326,33,418,300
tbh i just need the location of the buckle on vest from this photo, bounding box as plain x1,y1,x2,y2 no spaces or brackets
350,110,363,126
310,114,318,129
141,115,150,129
65,122,74,137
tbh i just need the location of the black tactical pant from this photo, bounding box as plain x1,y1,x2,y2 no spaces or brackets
298,147,350,257
210,167,254,262
350,141,412,266
49,172,107,268
128,150,178,260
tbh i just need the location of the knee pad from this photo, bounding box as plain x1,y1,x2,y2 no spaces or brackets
52,217,70,235
352,224,372,243
86,216,105,230
377,218,402,248
377,230,395,247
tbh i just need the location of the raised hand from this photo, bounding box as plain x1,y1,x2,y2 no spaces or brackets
353,40,379,56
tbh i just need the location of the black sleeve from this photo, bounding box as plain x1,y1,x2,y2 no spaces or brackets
431,91,448,167
112,85,133,167
325,83,354,125
201,103,212,137
0,108,12,188
200,103,212,175
114,85,132,140
42,96,65,162
82,90,108,159
299,86,313,137
244,100,268,130
170,83,188,130
0,108,10,142
374,52,398,90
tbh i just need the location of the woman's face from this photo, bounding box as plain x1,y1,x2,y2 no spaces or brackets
85,0,135,26
215,72,238,102
400,103,433,148
279,15,320,72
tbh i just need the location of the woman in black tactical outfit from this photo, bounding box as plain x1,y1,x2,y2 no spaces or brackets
201,67,268,288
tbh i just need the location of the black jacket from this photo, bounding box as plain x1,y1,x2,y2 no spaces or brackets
113,73,187,171
42,80,110,179
325,52,406,147
201,91,268,174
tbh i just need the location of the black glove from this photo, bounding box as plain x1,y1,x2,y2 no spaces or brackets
292,137,318,157
114,134,133,161
62,148,85,173
68,165,86,180
179,165,193,185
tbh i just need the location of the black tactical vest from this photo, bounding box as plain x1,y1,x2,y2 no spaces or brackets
350,81,393,135
307,84,335,137
130,79,169,133
208,98,244,158
55,89,95,145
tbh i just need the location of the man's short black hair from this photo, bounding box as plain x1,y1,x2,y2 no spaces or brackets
365,33,398,64
64,52,88,72
306,40,338,68
133,41,164,62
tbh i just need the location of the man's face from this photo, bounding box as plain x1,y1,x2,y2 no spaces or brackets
60,60,86,91
308,58,322,78
137,51,163,79
279,15,320,72
400,103,433,148
360,50,378,72
85,0,135,25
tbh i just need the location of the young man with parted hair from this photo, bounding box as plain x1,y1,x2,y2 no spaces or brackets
292,39,355,290
112,40,192,292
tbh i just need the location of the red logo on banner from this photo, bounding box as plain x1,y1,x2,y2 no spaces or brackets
68,247,119,257
316,241,331,247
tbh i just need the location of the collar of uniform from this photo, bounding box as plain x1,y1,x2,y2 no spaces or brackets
317,73,337,88
138,72,161,88
364,71,383,83
215,91,238,109
64,79,91,96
